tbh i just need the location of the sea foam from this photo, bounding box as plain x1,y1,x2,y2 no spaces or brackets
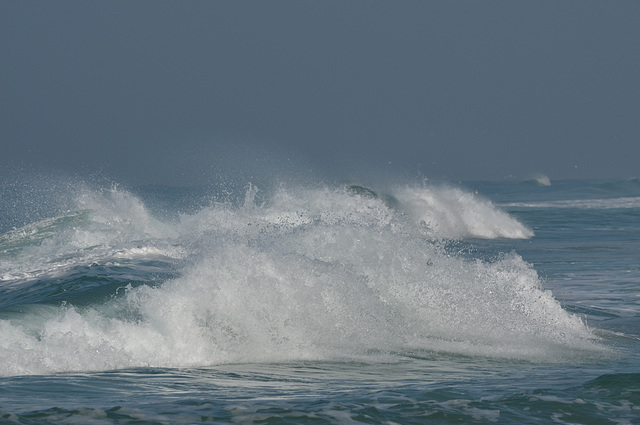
0,183,605,376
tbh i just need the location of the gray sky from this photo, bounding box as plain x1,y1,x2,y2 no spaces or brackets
2,1,639,186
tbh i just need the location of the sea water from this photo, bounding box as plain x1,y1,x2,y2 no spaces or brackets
0,176,638,424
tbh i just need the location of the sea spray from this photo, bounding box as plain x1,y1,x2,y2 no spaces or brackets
394,185,535,239
0,185,183,289
0,183,606,376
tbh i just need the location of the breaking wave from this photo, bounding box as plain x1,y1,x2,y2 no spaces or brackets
0,182,606,376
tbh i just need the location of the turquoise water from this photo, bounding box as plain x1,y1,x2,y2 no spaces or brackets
1,177,639,424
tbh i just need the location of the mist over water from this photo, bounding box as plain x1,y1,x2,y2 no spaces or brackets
0,175,607,376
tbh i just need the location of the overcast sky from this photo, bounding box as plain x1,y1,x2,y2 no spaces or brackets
2,1,639,186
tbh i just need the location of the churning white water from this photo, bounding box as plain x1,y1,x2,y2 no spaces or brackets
0,183,605,376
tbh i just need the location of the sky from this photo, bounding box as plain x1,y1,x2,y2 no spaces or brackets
1,1,639,186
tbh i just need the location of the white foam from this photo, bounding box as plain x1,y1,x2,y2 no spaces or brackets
502,196,640,209
73,185,174,238
0,185,604,376
0,186,182,289
527,175,552,186
393,186,534,239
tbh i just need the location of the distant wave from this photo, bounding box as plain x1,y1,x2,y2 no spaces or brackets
501,196,640,209
523,175,551,187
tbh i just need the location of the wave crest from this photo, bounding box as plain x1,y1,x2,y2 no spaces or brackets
0,183,604,376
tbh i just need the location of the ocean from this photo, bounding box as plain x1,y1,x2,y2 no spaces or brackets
0,176,638,424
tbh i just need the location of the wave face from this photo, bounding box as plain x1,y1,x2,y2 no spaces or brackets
0,182,604,376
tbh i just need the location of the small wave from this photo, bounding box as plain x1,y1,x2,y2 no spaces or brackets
502,196,640,209
597,178,640,195
524,175,552,187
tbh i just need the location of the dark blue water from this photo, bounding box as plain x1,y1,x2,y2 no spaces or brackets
1,177,639,424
